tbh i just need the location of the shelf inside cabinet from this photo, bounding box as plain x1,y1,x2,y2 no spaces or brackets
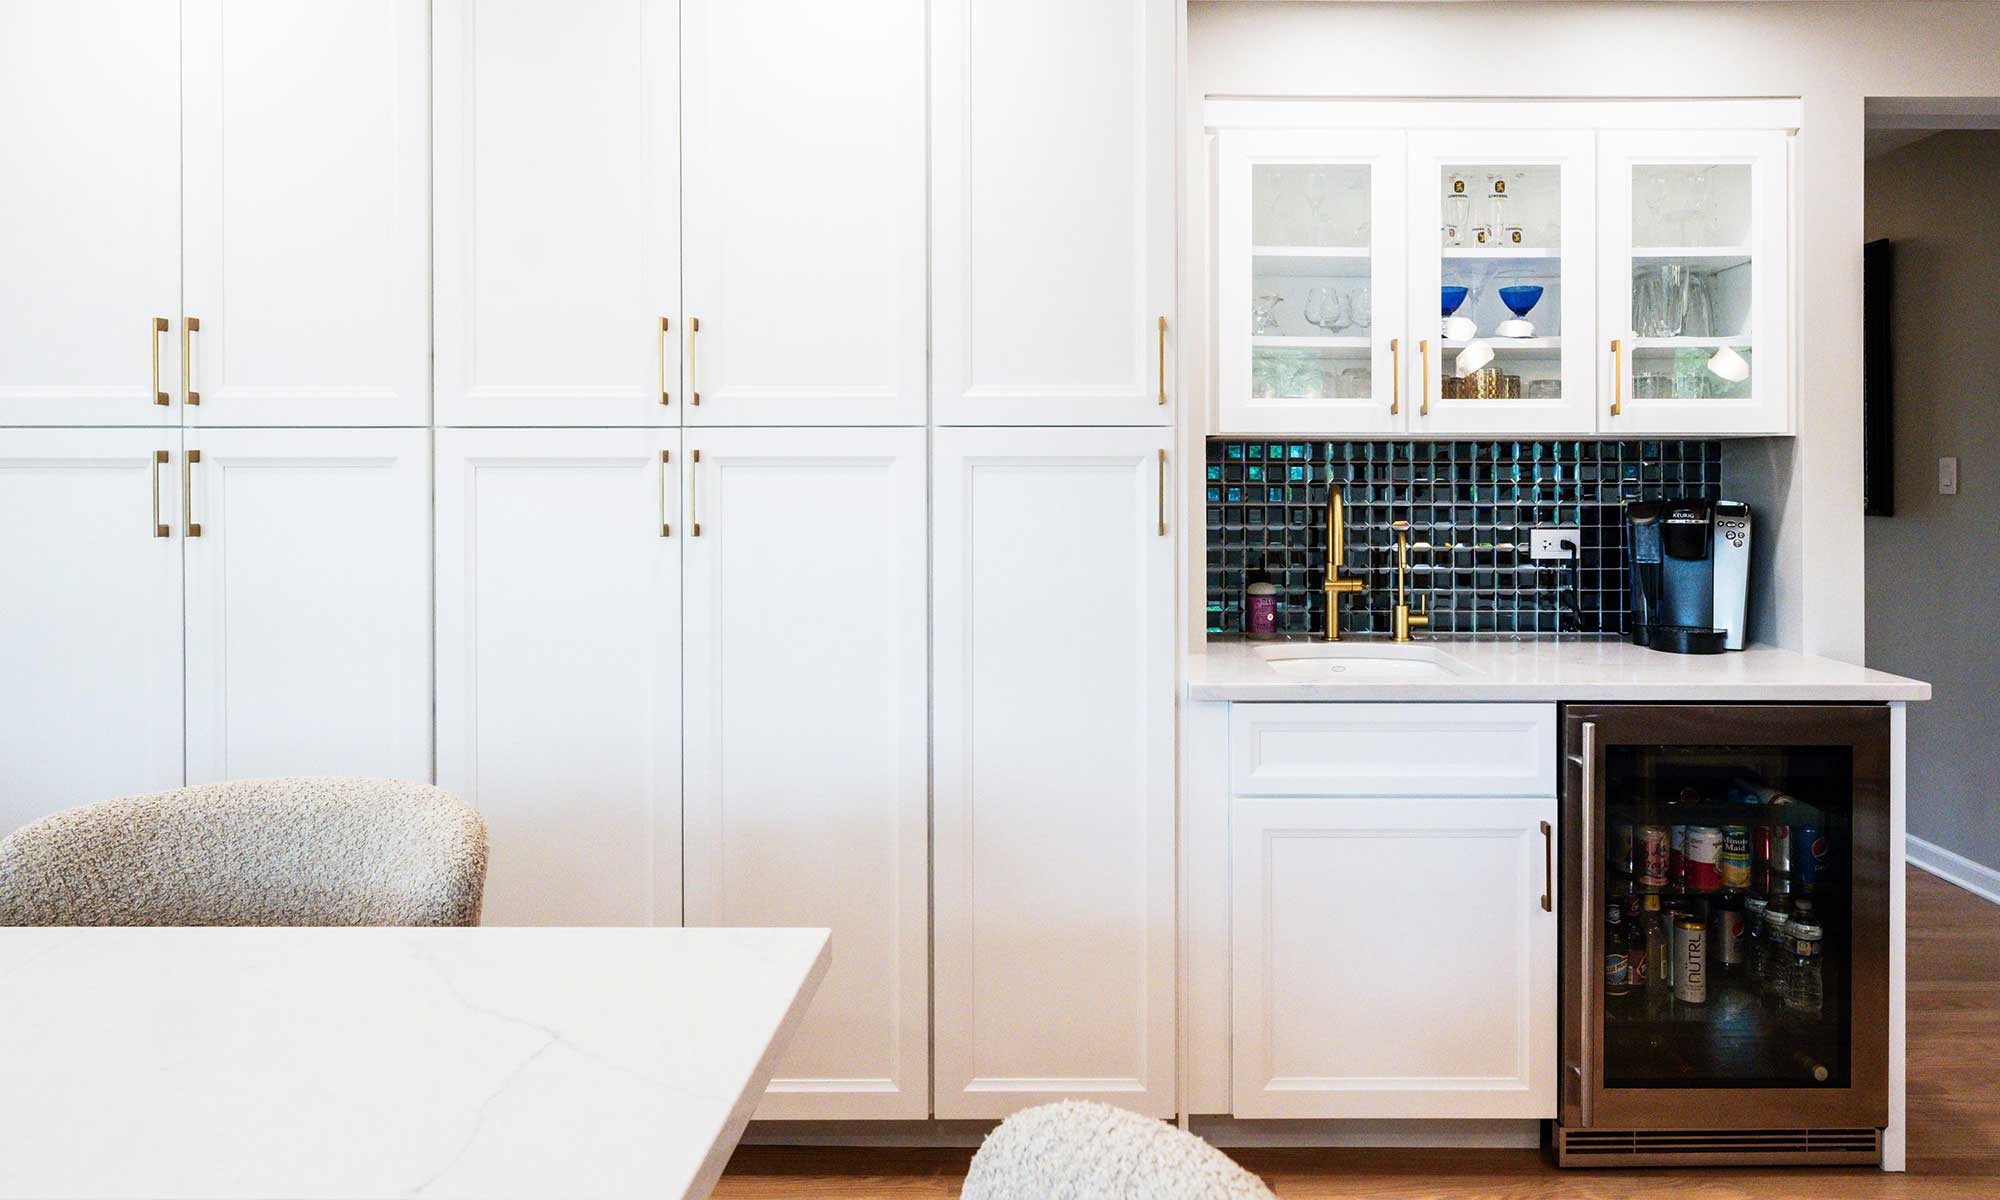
1443,337,1562,350
1441,246,1561,259
1253,335,1371,349
1630,336,1752,350
1632,247,1752,273
1253,247,1372,279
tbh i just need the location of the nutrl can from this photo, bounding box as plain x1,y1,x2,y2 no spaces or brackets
1637,824,1670,888
1686,826,1725,892
1720,825,1753,890
1673,915,1708,1004
1795,826,1831,888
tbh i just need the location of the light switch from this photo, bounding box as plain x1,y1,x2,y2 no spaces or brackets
1939,457,1959,496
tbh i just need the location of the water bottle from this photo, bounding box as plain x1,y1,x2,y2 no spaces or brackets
1785,919,1824,1015
1760,908,1792,1003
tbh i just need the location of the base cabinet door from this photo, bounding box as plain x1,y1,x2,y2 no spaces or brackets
435,429,682,927
932,426,1176,1118
1231,795,1559,1119
0,431,184,827
681,427,929,1118
183,429,430,785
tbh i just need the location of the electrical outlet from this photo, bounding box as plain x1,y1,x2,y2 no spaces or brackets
1530,527,1580,561
1939,457,1959,496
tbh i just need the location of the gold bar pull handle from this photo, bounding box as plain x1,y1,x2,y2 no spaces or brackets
1156,448,1168,537
151,317,170,406
657,317,671,405
183,317,200,405
151,450,170,538
1389,337,1400,416
1419,339,1432,418
687,317,700,406
689,448,702,536
1540,820,1554,913
184,449,202,538
658,449,672,537
1609,338,1624,417
1156,315,1167,406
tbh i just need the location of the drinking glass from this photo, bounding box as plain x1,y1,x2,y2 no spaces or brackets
1443,193,1471,247
1633,263,1690,337
1304,169,1335,245
1683,272,1715,339
1253,294,1285,336
1305,287,1349,334
1346,285,1372,333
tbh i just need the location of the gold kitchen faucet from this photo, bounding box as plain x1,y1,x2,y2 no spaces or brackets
1392,523,1430,643
1322,491,1365,641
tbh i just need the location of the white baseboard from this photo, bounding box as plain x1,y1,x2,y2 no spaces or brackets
1908,834,2000,906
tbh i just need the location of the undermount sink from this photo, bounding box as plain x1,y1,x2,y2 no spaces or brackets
1254,643,1476,681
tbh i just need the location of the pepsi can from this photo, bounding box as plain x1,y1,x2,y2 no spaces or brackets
1795,825,1832,888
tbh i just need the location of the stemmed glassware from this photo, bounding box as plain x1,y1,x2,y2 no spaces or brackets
1304,287,1351,335
1253,294,1286,336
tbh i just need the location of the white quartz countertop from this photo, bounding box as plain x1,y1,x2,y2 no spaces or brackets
0,926,830,1200
1187,636,1931,702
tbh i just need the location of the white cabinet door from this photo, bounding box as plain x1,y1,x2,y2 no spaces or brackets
933,427,1176,1118
1408,130,1598,435
436,429,681,927
682,0,924,426
183,429,430,784
1231,795,1559,1119
434,0,681,427
1216,130,1407,435
0,1,180,426
181,0,429,426
931,0,1174,426
682,428,928,1118
1599,130,1791,435
0,431,183,827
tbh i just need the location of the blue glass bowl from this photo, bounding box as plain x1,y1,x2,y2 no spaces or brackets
1497,285,1545,318
1440,286,1470,316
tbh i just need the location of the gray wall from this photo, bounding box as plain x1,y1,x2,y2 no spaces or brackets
1864,130,2000,873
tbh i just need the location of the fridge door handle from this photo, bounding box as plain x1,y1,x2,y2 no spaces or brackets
1575,719,1597,1127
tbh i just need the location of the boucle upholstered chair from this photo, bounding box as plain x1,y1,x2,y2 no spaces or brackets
961,1101,1275,1200
0,778,488,926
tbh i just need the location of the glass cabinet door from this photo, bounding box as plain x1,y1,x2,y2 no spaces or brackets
1215,130,1406,434
1407,131,1596,435
1599,130,1791,435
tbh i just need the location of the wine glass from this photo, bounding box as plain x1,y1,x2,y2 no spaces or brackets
1253,294,1285,336
1303,169,1335,245
1346,285,1372,334
1304,287,1350,335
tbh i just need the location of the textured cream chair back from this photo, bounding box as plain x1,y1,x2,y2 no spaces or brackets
0,778,489,926
961,1102,1275,1200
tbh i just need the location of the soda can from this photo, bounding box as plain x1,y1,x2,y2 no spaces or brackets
1686,826,1725,892
1636,824,1670,888
1720,825,1753,890
1768,824,1793,875
1669,825,1688,887
1612,824,1635,878
1714,896,1746,968
1673,915,1708,1004
1753,824,1773,875
1795,826,1830,888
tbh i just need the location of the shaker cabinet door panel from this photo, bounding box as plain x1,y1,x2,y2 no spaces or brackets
932,427,1176,1118
433,0,681,427
682,0,925,426
931,0,1175,425
180,0,430,426
0,431,184,826
436,429,682,927
1231,795,1559,1119
183,429,431,785
681,428,930,1118
0,0,181,426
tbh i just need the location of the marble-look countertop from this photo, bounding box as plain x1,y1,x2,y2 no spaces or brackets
0,926,830,1200
1187,636,1931,702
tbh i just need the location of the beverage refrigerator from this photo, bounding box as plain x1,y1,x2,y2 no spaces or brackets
1556,704,1891,1166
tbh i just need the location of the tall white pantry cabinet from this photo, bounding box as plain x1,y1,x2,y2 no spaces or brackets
0,0,1178,1126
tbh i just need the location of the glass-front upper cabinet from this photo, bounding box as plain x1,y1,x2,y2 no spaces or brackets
1407,132,1596,434
1216,130,1407,434
1599,131,1791,435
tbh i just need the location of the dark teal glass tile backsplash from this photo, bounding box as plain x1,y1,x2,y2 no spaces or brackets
1206,439,1723,638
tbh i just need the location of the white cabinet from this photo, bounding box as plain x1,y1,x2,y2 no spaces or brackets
435,429,682,927
682,0,924,426
183,429,430,785
0,431,184,826
181,0,429,426
1231,794,1559,1119
433,0,681,427
681,428,929,1118
932,427,1176,1118
1599,130,1791,435
931,0,1175,426
1217,130,1408,435
0,1,181,427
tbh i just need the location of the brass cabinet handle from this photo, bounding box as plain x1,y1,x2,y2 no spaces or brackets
1390,337,1401,415
151,317,170,406
1156,449,1168,537
183,317,201,405
668,314,684,408
688,317,700,406
1540,820,1554,913
184,449,202,538
151,450,170,538
1419,338,1430,417
689,448,702,536
658,449,672,537
1609,338,1623,417
1156,315,1167,406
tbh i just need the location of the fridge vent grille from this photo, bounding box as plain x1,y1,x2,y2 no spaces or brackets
1558,1127,1880,1165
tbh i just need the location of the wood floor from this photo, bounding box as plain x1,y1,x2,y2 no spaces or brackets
713,868,2000,1199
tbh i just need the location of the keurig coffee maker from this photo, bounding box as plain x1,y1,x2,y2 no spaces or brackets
1625,499,1751,654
